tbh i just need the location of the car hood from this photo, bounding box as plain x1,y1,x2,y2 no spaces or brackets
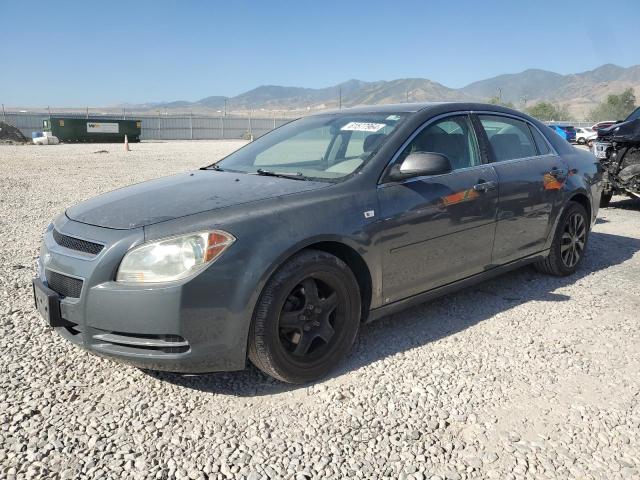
66,170,329,229
597,118,640,142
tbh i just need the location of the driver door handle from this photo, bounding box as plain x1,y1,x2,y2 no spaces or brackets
473,180,497,192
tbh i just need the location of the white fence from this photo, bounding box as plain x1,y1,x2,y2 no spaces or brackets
1,111,296,140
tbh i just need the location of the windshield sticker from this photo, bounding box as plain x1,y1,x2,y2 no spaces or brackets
386,115,401,121
341,122,386,132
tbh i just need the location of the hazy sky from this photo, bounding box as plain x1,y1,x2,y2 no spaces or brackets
1,0,638,106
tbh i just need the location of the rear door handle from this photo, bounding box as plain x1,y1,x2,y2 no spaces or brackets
473,180,497,192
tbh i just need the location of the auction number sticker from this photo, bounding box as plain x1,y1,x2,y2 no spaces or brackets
341,122,386,132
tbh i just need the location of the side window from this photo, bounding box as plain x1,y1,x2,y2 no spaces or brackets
529,124,551,155
478,115,538,161
397,115,480,170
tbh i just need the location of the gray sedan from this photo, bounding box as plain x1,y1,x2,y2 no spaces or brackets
33,103,603,383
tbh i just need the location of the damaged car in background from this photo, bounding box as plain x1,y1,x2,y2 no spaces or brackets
593,107,640,207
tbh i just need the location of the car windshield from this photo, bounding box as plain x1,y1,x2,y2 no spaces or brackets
212,112,408,181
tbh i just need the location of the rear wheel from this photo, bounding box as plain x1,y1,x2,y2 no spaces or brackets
578,137,586,145
248,249,361,383
535,202,589,276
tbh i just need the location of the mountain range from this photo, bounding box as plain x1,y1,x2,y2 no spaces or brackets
132,64,640,119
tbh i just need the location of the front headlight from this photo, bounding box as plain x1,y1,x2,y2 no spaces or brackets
116,230,235,283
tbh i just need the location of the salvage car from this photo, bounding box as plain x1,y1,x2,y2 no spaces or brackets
548,123,577,143
593,106,640,206
33,103,603,383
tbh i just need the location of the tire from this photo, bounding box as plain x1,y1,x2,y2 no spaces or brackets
535,202,589,276
600,192,613,208
248,249,361,383
578,137,586,145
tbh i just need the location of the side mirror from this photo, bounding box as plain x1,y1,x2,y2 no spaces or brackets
388,152,452,180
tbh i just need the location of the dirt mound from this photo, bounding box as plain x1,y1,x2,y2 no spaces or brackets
0,121,29,144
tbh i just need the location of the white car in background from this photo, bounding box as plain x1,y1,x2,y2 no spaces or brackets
575,127,597,146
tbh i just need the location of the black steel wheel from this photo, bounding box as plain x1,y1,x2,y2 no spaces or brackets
248,249,360,383
535,201,589,276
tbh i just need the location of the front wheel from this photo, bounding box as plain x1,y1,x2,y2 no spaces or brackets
535,202,589,276
248,249,361,383
578,137,586,145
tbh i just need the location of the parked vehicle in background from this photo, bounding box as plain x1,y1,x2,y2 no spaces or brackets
548,124,577,143
593,106,640,206
575,127,597,146
592,120,617,131
33,103,602,383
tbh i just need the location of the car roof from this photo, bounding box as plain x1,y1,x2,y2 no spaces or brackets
312,102,535,116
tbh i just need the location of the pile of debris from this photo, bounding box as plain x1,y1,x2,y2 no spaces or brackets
0,121,29,144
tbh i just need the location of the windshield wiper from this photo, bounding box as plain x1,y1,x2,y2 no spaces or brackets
201,163,224,171
254,168,308,181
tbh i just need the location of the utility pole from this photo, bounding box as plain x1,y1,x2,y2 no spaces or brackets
497,87,503,103
406,89,409,103
339,88,342,110
224,99,227,117
86,106,89,119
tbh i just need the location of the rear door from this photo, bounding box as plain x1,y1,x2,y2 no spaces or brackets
474,114,567,264
376,113,499,303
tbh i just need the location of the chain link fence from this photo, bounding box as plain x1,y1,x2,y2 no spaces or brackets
2,108,602,141
1,110,297,140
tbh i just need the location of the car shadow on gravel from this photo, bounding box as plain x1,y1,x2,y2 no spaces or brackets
604,196,640,211
146,231,640,396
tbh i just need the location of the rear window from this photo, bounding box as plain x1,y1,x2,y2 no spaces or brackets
529,125,551,155
478,115,538,161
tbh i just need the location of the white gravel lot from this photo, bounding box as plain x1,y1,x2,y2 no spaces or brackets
1,141,639,480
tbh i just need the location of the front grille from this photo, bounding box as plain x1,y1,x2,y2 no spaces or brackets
46,270,83,298
53,229,103,255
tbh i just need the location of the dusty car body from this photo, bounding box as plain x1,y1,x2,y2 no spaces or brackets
593,107,640,206
33,103,603,383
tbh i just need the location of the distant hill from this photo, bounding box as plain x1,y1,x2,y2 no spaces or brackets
129,63,640,119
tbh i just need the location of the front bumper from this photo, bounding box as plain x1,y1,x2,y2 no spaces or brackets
35,215,252,373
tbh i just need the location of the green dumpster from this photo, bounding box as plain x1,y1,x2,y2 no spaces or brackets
43,117,142,143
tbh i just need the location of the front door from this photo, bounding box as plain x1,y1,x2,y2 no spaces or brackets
376,114,499,304
475,114,567,264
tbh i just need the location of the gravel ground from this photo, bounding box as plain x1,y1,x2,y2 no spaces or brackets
1,141,639,480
